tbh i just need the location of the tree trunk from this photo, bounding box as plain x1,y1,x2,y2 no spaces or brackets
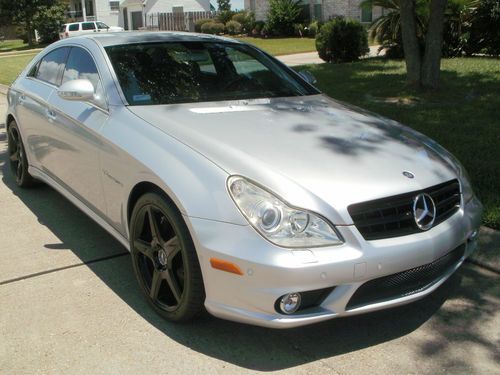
400,0,422,86
26,20,34,47
421,0,448,89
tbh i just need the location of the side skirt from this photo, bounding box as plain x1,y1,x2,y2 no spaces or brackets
28,166,130,251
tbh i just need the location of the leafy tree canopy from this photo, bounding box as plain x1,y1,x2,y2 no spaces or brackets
0,0,67,45
217,0,231,12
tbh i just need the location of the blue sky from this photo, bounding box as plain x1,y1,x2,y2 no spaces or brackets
210,0,245,11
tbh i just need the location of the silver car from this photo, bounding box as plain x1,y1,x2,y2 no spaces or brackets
6,32,482,328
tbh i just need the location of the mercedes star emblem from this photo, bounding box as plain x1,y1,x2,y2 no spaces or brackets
413,193,436,230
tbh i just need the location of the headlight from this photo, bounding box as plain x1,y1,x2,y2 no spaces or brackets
458,163,474,203
227,176,343,248
423,139,474,204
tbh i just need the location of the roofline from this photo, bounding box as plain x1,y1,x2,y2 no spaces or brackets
67,31,245,47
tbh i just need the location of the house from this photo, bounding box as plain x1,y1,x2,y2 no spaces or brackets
66,0,211,30
244,0,383,24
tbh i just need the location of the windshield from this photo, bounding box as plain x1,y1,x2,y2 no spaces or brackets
105,42,318,105
97,22,109,29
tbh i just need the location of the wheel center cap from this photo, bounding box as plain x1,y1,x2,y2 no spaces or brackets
157,249,168,267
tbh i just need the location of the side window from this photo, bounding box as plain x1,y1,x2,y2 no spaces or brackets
96,22,109,30
28,61,40,78
68,23,79,31
36,47,70,85
62,47,105,107
82,22,96,31
225,46,266,76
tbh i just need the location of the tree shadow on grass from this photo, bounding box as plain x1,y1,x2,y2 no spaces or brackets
1,121,498,371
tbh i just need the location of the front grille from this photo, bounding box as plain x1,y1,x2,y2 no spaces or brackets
348,179,461,240
346,245,465,310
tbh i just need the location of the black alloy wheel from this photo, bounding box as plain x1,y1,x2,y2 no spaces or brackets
7,120,35,187
129,192,205,322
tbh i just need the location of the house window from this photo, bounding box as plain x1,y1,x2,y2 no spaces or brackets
110,1,120,11
361,6,372,23
313,3,322,20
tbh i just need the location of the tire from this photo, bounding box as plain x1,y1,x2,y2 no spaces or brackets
129,192,205,322
7,120,35,187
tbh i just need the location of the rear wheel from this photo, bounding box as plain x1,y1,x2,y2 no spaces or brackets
129,192,205,322
7,120,35,187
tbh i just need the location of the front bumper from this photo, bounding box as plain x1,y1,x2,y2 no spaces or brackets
186,196,483,328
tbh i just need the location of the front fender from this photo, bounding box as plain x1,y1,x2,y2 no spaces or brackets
100,106,247,238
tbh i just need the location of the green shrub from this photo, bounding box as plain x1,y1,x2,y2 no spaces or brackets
307,20,320,37
225,20,242,35
232,12,246,24
315,18,369,63
266,0,302,36
261,24,270,37
231,11,255,34
201,21,225,35
252,20,265,36
194,18,213,33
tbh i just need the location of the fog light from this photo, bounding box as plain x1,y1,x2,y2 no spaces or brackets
279,293,302,314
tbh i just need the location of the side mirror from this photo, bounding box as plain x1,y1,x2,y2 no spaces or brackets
57,79,95,102
298,70,317,86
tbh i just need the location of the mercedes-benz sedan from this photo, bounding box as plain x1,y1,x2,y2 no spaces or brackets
6,32,482,328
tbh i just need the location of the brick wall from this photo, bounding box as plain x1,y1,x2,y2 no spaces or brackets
245,0,270,21
246,0,381,23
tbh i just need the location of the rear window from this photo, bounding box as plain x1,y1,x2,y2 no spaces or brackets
82,22,95,31
68,23,79,31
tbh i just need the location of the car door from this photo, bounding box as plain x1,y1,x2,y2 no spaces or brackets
96,22,109,33
15,47,70,170
47,46,108,216
67,23,80,38
80,22,97,35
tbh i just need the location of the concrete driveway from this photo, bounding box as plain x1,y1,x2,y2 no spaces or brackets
277,46,385,67
0,96,499,374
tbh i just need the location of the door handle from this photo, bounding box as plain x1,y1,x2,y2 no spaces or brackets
46,109,56,121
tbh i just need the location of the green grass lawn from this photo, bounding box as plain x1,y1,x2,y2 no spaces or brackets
235,37,316,56
0,39,45,53
302,58,500,229
0,53,37,85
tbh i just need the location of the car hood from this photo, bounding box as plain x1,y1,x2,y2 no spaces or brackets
129,95,459,225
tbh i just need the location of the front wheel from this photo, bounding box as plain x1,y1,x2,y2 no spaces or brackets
7,120,35,187
129,192,205,322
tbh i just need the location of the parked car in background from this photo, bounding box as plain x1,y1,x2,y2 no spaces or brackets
6,32,482,328
59,21,123,39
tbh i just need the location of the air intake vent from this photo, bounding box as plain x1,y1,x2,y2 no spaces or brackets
346,245,465,310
